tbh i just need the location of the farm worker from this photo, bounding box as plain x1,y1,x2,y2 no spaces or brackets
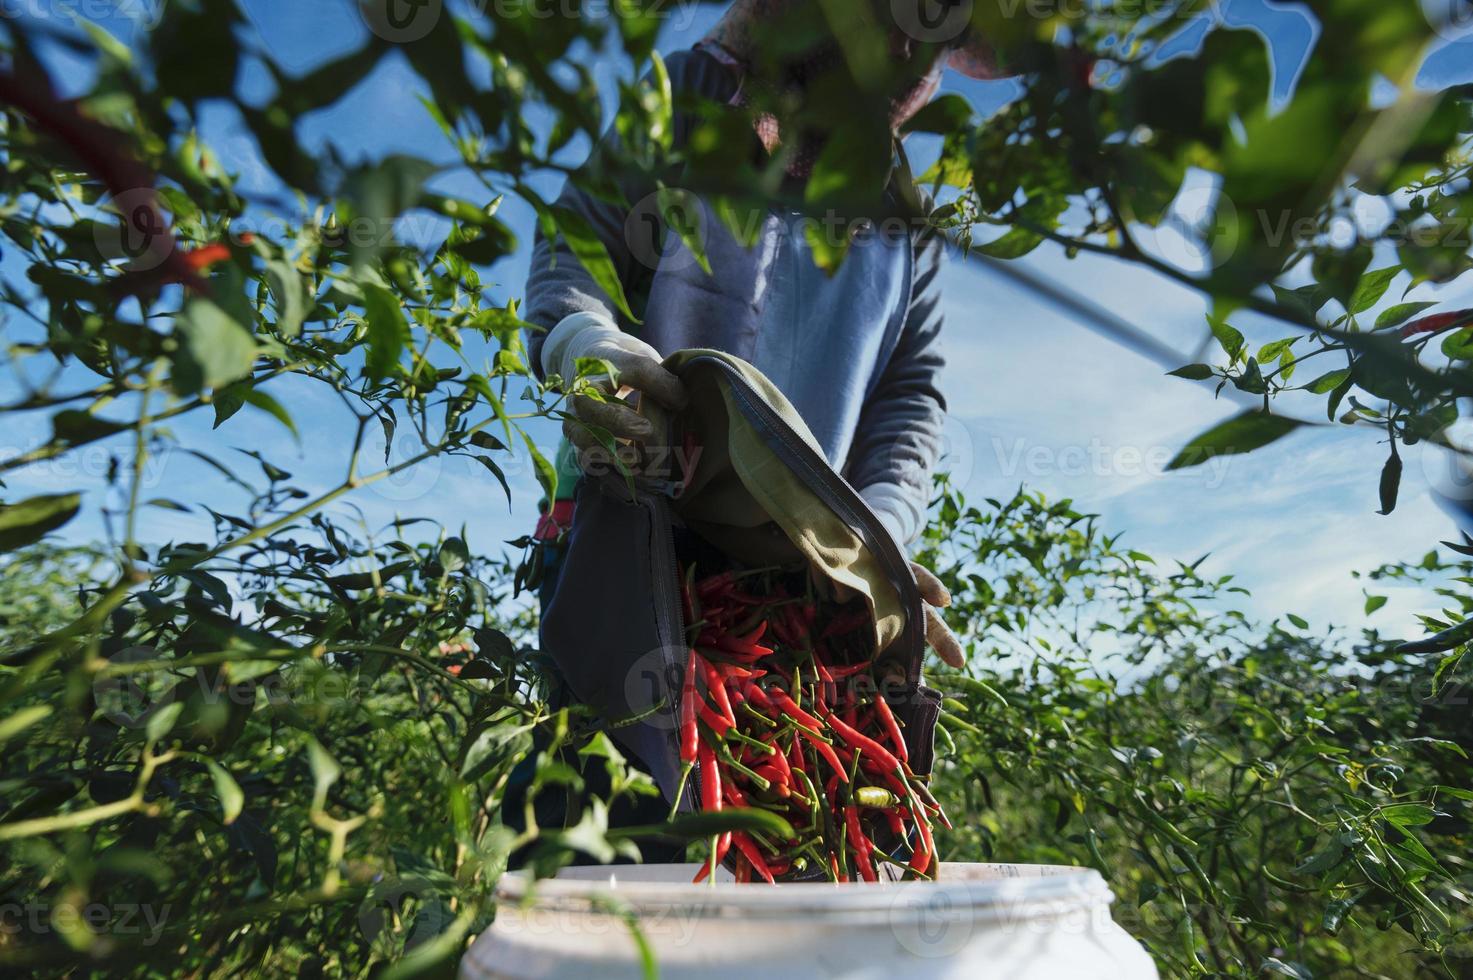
509,1,994,856
526,0,996,664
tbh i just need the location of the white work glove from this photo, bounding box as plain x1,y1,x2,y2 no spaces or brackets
862,483,964,668
542,311,687,458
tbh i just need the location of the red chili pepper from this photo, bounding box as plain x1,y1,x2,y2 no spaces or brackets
697,571,736,598
845,806,878,882
770,689,823,732
803,730,849,783
769,609,797,648
906,805,934,876
820,606,869,640
788,739,806,775
700,654,737,725
733,856,752,884
820,661,873,680
741,680,776,713
884,808,906,837
824,708,902,773
692,831,732,883
762,736,793,784
181,242,231,272
1401,308,1473,338
699,741,721,813
699,700,733,736
751,763,790,796
732,832,776,883
872,695,909,764
680,650,699,765
716,662,764,680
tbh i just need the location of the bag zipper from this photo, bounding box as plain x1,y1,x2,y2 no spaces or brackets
644,490,700,813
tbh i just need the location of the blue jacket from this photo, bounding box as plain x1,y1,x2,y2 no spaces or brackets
523,47,947,546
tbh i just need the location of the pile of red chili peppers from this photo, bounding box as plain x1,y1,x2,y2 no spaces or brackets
674,565,949,884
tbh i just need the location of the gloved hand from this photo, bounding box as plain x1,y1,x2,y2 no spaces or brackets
910,560,965,669
862,485,964,669
542,311,687,463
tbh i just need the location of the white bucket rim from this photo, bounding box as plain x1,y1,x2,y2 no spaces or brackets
495,862,1115,921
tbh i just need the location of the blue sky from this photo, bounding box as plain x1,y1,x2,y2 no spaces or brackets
7,0,1473,638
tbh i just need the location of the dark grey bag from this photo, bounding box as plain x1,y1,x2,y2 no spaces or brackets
540,350,941,812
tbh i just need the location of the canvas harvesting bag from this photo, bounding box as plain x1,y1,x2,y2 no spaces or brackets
539,349,942,813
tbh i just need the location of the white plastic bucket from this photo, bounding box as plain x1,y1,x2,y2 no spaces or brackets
461,863,1157,979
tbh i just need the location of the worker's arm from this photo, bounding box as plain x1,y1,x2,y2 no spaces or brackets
523,50,739,450
846,229,947,550
844,229,963,667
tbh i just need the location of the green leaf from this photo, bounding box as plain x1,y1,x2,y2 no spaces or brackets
805,115,891,209
547,205,638,322
1380,803,1435,826
0,705,52,744
657,187,710,275
264,258,310,338
1303,369,1350,394
206,760,245,824
1432,649,1466,695
1440,328,1473,361
1167,412,1305,470
1364,594,1388,615
612,807,798,842
173,298,259,395
520,431,557,503
51,410,128,447
975,226,1045,259
901,93,972,134
362,284,411,381
1257,337,1297,362
1375,301,1437,330
213,382,249,428
438,536,469,573
1167,363,1215,381
1261,958,1312,980
244,388,299,438
308,739,342,805
1294,841,1345,875
461,719,535,783
145,701,184,743
1208,314,1245,362
1271,283,1328,321
471,455,511,505
1322,894,1361,934
0,493,82,552
1349,266,1399,314
1287,613,1309,629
